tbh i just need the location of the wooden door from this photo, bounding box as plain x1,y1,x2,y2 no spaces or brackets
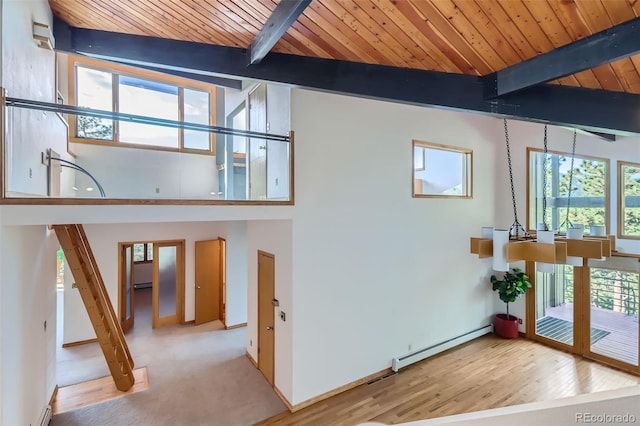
119,243,135,333
248,84,267,200
152,241,184,328
258,251,275,385
194,239,222,325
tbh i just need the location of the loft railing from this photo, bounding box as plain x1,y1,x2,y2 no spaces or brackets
1,90,294,204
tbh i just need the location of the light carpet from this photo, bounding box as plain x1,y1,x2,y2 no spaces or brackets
52,288,286,426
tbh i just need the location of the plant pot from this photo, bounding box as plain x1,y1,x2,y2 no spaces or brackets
494,313,519,339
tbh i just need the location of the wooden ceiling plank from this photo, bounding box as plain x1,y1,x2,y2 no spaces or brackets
428,0,508,71
526,0,628,93
372,0,466,73
248,0,311,64
522,0,601,89
407,0,493,75
630,0,640,17
332,0,435,70
574,0,633,92
169,0,251,48
251,0,346,59
316,0,411,67
302,1,388,64
91,0,191,41
49,3,101,30
233,0,321,56
200,0,261,45
104,0,190,39
476,0,539,60
601,0,638,23
64,0,144,36
588,0,640,93
378,0,474,74
221,0,298,54
610,57,640,94
451,0,523,67
497,0,556,55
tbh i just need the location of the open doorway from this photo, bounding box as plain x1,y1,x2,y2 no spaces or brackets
118,240,185,332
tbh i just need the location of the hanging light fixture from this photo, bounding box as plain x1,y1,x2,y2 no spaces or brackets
470,121,615,267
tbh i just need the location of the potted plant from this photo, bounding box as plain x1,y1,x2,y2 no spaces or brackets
490,267,532,338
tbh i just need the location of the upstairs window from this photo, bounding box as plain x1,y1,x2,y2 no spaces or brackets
619,162,640,239
70,56,215,154
528,148,609,234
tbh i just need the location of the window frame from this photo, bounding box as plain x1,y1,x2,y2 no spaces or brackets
133,242,153,263
68,55,216,155
412,139,473,199
526,147,610,235
618,161,640,240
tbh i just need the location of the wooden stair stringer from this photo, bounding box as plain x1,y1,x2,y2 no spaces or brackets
53,224,135,392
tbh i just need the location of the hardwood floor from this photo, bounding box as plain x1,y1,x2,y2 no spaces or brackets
258,334,640,426
52,367,148,414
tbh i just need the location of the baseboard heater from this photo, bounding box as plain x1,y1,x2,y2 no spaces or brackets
391,324,493,372
37,405,52,426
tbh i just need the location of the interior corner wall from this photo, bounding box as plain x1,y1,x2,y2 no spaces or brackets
0,225,57,426
288,89,499,405
246,220,293,404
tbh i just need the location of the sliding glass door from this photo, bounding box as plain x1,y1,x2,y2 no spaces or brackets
528,259,640,373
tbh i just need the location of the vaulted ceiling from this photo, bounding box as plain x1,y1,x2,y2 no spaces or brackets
49,0,640,135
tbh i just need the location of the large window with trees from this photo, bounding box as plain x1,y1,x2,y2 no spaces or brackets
619,162,640,239
528,148,609,234
70,56,215,154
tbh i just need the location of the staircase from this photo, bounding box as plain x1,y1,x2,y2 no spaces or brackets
54,224,135,391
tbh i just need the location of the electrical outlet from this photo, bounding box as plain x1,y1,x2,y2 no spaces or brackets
250,339,253,347
280,311,286,321
518,318,523,324
29,168,33,178
408,344,413,351
155,187,160,194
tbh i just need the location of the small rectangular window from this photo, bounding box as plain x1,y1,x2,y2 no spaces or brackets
133,243,153,263
619,161,640,239
412,140,472,198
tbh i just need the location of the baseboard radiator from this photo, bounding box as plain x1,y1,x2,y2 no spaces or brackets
38,405,52,426
391,324,493,372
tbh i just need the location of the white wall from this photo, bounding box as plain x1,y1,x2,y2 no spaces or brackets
1,1,63,423
1,226,57,426
225,221,248,327
2,0,69,198
63,222,228,342
71,143,218,199
247,220,294,403
288,89,498,404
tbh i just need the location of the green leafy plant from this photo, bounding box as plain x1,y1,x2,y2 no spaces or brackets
491,267,532,320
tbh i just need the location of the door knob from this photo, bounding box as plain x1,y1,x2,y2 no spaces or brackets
266,326,273,331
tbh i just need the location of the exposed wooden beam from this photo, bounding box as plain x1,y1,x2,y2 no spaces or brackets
53,18,640,135
484,17,640,97
249,0,311,65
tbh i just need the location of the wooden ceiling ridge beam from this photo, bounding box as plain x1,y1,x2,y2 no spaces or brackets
248,0,312,65
52,18,640,135
484,16,640,98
